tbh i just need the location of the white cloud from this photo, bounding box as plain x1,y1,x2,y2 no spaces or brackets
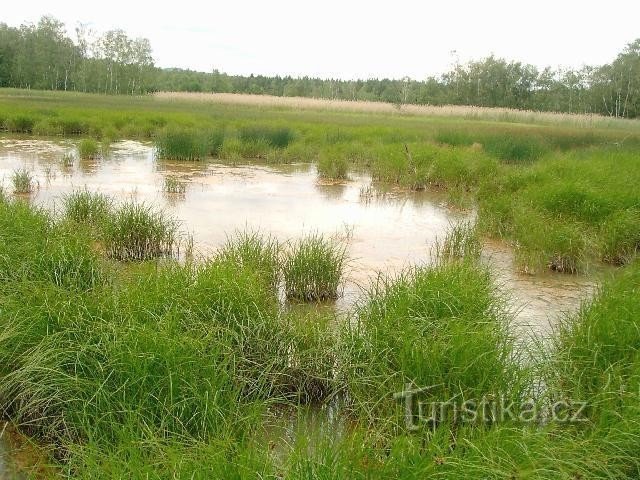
3,0,638,79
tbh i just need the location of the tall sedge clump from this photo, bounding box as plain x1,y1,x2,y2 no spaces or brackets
155,128,224,160
317,152,349,180
282,233,347,301
217,230,281,290
341,260,518,429
11,168,36,194
434,220,482,262
542,261,640,475
78,138,100,159
102,201,179,261
62,190,113,226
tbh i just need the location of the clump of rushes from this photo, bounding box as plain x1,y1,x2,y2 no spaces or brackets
62,190,113,226
600,209,640,265
155,128,224,160
11,168,36,194
435,221,482,262
78,138,100,159
102,201,179,261
435,129,474,146
540,262,640,475
283,233,347,301
239,126,294,149
481,134,548,163
163,176,187,194
317,153,349,180
341,260,518,428
218,230,280,289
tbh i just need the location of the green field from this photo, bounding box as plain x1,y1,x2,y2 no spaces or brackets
1,89,640,478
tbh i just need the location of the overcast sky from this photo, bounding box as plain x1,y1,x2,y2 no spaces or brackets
3,1,639,80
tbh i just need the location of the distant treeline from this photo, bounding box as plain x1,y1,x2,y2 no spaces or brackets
1,16,639,118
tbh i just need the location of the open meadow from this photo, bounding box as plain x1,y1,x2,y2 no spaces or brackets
1,88,640,479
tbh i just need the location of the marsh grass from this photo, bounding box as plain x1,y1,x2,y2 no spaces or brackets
102,202,179,261
340,259,520,430
435,129,474,146
317,154,349,180
283,233,347,302
239,126,294,149
11,168,36,194
62,190,113,226
3,190,640,478
219,136,272,159
600,209,640,265
535,262,640,476
78,138,100,159
218,230,281,289
162,176,187,194
481,134,549,163
5,89,640,477
155,128,222,160
434,221,482,262
6,115,34,133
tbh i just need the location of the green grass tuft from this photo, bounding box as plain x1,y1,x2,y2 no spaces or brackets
435,221,482,262
62,190,113,226
283,233,347,301
317,153,349,180
155,128,223,160
218,230,281,289
341,259,519,429
102,201,179,261
239,125,294,149
78,138,100,159
11,168,36,194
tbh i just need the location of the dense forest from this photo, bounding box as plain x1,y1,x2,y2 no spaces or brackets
1,16,639,117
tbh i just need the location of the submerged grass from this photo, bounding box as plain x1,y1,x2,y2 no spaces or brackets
162,176,187,194
11,168,36,194
283,233,347,302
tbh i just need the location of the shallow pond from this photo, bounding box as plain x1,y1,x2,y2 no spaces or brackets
0,138,595,335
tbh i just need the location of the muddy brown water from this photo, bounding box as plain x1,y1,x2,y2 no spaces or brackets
0,138,596,336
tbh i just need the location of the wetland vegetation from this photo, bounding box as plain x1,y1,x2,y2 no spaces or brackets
0,85,639,478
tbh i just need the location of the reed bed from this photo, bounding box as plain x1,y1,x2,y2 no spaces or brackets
154,91,640,129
